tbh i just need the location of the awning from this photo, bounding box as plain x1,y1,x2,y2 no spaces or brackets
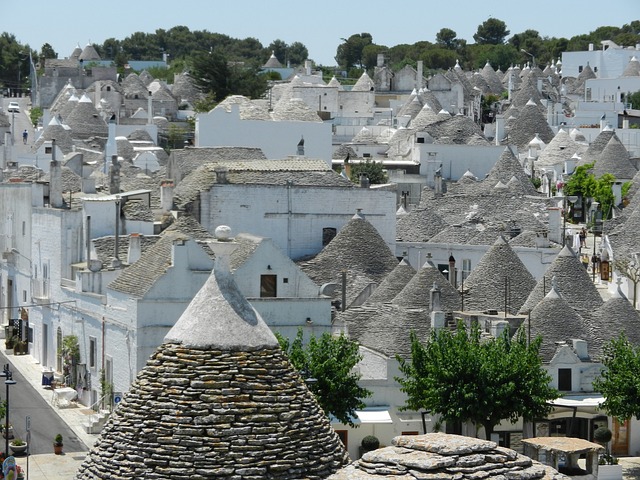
355,407,393,424
550,395,605,409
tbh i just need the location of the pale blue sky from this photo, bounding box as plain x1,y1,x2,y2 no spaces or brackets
3,1,638,66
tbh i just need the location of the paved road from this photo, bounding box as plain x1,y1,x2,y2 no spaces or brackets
1,97,33,154
0,353,85,457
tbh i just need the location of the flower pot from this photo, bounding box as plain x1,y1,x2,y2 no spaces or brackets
53,444,63,455
598,464,623,480
9,441,27,455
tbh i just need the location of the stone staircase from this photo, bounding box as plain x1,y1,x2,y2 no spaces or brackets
83,409,111,434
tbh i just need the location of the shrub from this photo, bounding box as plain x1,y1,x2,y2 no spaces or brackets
53,434,63,446
594,426,612,445
361,435,380,452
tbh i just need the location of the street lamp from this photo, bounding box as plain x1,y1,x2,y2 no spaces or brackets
0,364,16,456
521,49,535,68
591,202,600,283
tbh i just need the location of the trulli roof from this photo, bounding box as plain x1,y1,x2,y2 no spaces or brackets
171,72,203,104
519,246,603,317
263,51,283,68
396,206,449,242
504,99,555,149
362,258,416,304
138,70,154,86
536,129,585,168
592,135,637,180
31,116,74,155
391,261,461,311
122,73,149,99
484,147,538,195
622,56,640,77
527,285,589,362
351,71,375,91
588,287,640,359
461,236,536,313
480,61,505,94
62,94,108,139
79,43,101,61
329,433,567,480
578,128,616,166
77,259,349,479
418,89,442,111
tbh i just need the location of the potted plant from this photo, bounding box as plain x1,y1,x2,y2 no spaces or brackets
594,427,622,480
2,423,14,439
359,435,380,458
16,464,24,479
4,335,16,354
9,438,27,455
53,434,63,455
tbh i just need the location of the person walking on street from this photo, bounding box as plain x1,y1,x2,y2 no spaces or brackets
22,129,28,144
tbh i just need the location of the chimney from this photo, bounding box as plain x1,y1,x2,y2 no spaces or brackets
297,136,304,156
127,233,142,264
111,196,122,268
359,174,370,188
86,215,92,263
430,283,445,330
416,60,423,89
448,255,456,286
434,166,443,196
50,139,64,208
377,53,384,68
105,114,117,160
160,180,175,213
305,60,311,76
214,166,228,184
147,91,153,125
109,155,121,194
94,80,100,107
573,339,589,360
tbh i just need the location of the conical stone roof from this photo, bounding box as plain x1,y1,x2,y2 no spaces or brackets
484,147,537,195
536,129,583,168
526,285,588,362
588,287,640,359
579,128,616,166
519,246,603,317
75,261,349,479
32,116,74,155
300,213,399,307
64,94,108,139
462,236,536,313
504,99,554,149
392,261,461,312
351,72,375,91
363,258,416,304
622,56,640,77
480,61,504,95
592,135,637,180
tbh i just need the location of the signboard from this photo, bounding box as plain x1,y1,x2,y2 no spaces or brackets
113,392,123,404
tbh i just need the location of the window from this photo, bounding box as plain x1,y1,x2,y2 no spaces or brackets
363,153,371,158
89,336,97,369
462,259,471,281
323,227,337,246
578,65,583,73
401,431,419,436
283,278,289,284
558,368,572,391
106,86,111,92
22,290,26,302
22,221,25,236
335,430,348,448
45,146,52,154
260,275,277,298
417,137,425,143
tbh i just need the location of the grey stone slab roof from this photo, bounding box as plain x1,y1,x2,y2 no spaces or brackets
169,146,267,178
592,134,637,180
360,258,416,304
329,433,567,480
299,214,399,306
122,199,153,222
418,89,442,112
421,114,487,145
536,128,585,168
127,129,155,142
64,95,108,139
77,263,348,478
588,288,640,359
509,230,543,247
215,95,273,120
92,234,160,267
484,147,538,195
171,73,203,104
578,128,616,166
396,206,449,242
79,43,101,61
511,75,544,109
481,61,505,95
352,72,375,91
272,97,322,122
397,95,423,120
622,56,640,77
409,103,441,129
138,70,154,86
519,246,603,317
503,100,555,149
527,286,589,362
392,261,461,312
608,201,640,259
470,72,491,94
32,117,75,155
122,73,149,99
108,230,195,297
462,236,536,313
174,159,349,209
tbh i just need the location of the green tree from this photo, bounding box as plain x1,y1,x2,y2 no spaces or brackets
349,159,388,184
276,328,371,427
39,43,57,60
435,28,459,49
474,18,510,45
287,41,309,66
628,91,640,110
335,33,373,69
397,324,557,439
593,333,640,421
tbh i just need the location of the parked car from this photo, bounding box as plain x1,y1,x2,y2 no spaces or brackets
7,101,19,113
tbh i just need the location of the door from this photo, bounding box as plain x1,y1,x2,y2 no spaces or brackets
612,418,629,456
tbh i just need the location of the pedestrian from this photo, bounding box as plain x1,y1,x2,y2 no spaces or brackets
581,255,589,269
579,228,587,248
22,129,28,144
